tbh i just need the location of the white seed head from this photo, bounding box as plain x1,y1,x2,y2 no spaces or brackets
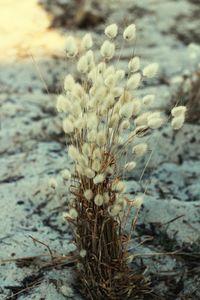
126,73,141,90
77,55,89,73
63,118,74,134
103,65,115,77
68,145,79,161
60,285,74,297
123,24,136,41
132,143,148,156
85,168,95,179
94,194,104,206
171,106,187,117
112,181,126,193
69,208,78,219
132,99,142,115
87,130,97,142
104,74,116,87
71,102,81,117
64,74,75,92
49,178,58,189
108,204,121,217
125,161,137,171
56,95,71,113
85,50,95,70
93,174,105,184
106,166,114,175
119,90,131,104
128,56,140,73
81,33,93,50
133,195,144,208
109,113,119,127
78,155,88,168
97,131,107,146
119,102,133,119
82,143,91,157
143,63,159,78
92,148,102,160
171,115,185,130
103,192,110,203
115,69,125,80
100,40,115,59
87,114,98,130
92,159,101,172
80,249,87,258
97,62,106,74
120,120,130,130
135,113,150,126
148,117,164,129
105,23,118,39
65,36,78,58
142,94,155,105
62,169,71,181
84,189,93,201
76,164,85,176
113,87,123,98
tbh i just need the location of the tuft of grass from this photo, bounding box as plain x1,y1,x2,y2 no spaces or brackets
54,23,186,299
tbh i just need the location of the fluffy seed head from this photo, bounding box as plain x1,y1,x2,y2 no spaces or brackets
94,194,104,206
92,160,101,172
68,145,79,161
120,120,130,130
62,169,71,181
69,208,78,219
108,204,121,216
125,161,137,171
112,181,126,193
100,40,115,59
63,118,74,134
81,33,93,50
64,74,75,92
77,55,89,73
80,249,87,258
119,102,133,119
171,106,187,117
171,116,185,130
85,168,95,179
105,23,118,39
65,36,78,58
92,148,102,161
115,69,125,80
128,56,140,73
93,174,105,184
49,178,57,189
143,94,155,105
133,195,144,208
56,95,71,113
103,192,110,203
126,73,141,90
84,189,93,201
97,131,107,146
87,130,96,142
123,24,136,41
82,143,91,157
148,117,164,129
143,63,159,78
132,143,148,156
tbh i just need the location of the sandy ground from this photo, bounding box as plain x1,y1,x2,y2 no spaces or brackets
0,0,200,299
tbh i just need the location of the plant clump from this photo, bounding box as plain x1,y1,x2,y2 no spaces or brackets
55,23,186,299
